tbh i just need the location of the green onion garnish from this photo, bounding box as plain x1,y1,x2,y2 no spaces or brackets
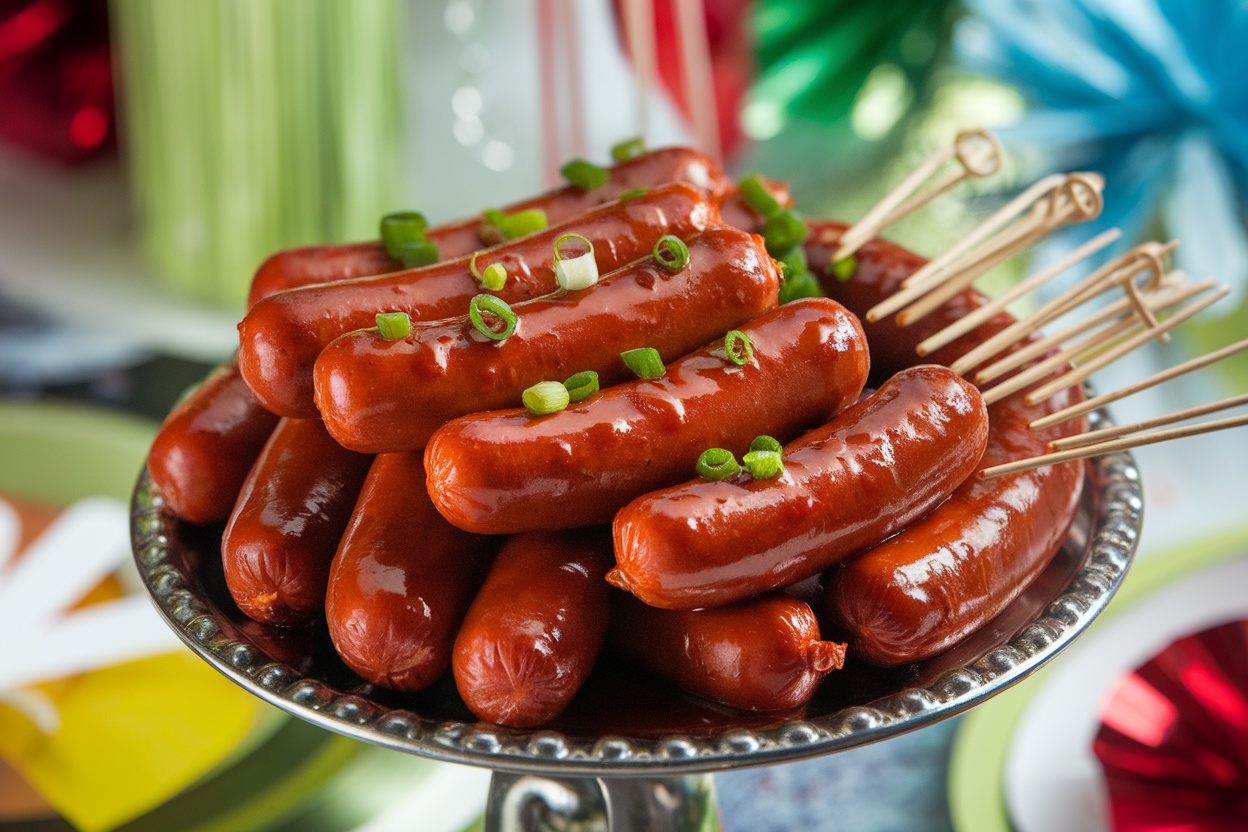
563,370,599,403
749,435,783,454
724,330,754,366
652,235,690,271
762,210,809,255
611,137,646,162
522,380,570,416
696,448,740,481
738,175,783,218
380,211,429,258
483,207,548,240
553,233,599,290
468,294,518,341
481,263,508,291
777,249,824,304
561,158,608,191
375,311,411,340
395,238,440,268
743,449,784,479
618,187,649,202
621,347,665,379
832,254,858,282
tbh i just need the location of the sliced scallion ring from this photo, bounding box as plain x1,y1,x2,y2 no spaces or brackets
481,263,508,291
553,233,599,291
652,235,690,271
611,137,646,162
832,254,858,282
696,448,740,481
762,210,809,255
563,370,599,403
483,207,548,240
561,159,608,190
738,175,782,218
620,347,665,379
375,311,411,340
743,449,784,479
523,381,570,416
749,435,782,454
618,187,649,202
468,294,518,341
396,238,439,268
380,211,429,258
724,330,754,366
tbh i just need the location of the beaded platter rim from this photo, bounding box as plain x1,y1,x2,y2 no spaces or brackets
130,421,1141,777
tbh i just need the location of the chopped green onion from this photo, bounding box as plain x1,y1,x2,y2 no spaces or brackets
738,175,783,218
611,137,646,162
652,235,690,271
375,311,411,340
762,210,809,255
724,330,754,365
522,381,570,416
777,249,824,304
563,370,599,402
743,449,784,479
749,435,783,454
832,254,858,282
483,207,548,240
395,238,440,268
696,448,740,481
561,158,608,190
468,294,518,341
380,211,429,258
553,233,599,291
481,263,508,291
618,187,649,202
620,347,665,379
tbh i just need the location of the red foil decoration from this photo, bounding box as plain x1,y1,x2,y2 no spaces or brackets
1093,617,1248,830
0,0,114,164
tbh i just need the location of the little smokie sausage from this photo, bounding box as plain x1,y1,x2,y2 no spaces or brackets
609,365,989,610
246,146,731,306
314,226,782,454
611,592,846,712
453,528,613,728
147,358,280,525
805,220,1087,665
223,418,373,626
424,297,869,534
239,183,716,419
326,452,496,691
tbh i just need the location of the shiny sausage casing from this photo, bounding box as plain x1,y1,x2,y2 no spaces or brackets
222,418,373,626
239,183,717,419
246,146,730,306
806,220,1087,665
147,357,280,525
453,528,613,728
325,452,496,691
314,226,782,454
609,365,989,610
611,592,846,712
424,297,869,534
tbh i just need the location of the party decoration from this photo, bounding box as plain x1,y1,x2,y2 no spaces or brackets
1094,616,1248,830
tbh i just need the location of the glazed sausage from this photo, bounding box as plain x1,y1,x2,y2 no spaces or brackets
611,592,846,712
805,220,1087,665
222,418,373,626
609,365,989,610
246,146,731,307
452,528,613,728
147,358,280,525
314,226,782,454
239,183,717,418
424,297,869,534
325,452,496,690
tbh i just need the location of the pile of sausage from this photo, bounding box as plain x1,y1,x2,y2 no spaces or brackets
147,147,1086,729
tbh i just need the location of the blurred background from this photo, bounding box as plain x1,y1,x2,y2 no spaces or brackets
1,0,1246,829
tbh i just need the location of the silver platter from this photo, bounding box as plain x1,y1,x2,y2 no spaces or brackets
130,426,1141,778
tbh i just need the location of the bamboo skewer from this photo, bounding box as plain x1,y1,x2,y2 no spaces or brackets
1020,285,1230,406
1031,334,1248,431
978,411,1248,480
1050,393,1248,450
973,275,1211,387
833,130,1004,263
915,228,1122,357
